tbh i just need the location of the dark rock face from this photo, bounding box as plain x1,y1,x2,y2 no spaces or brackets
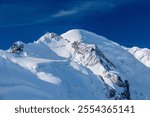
72,41,131,100
104,76,131,100
105,84,116,98
120,80,131,100
9,41,24,54
115,80,131,100
72,41,115,69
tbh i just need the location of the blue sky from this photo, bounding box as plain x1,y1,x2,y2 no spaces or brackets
0,0,150,49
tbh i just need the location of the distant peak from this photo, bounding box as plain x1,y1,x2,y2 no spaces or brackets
8,41,24,54
36,32,62,43
129,46,150,67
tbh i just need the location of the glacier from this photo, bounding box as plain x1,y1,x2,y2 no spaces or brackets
0,29,150,100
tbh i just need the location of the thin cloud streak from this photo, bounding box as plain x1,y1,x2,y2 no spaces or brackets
0,0,134,27
52,9,78,17
51,0,135,18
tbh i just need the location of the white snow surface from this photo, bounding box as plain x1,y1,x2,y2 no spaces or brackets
128,47,150,68
0,29,150,100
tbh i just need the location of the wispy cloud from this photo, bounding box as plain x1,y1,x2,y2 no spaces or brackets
52,9,78,17
0,0,134,27
51,0,133,18
51,0,117,18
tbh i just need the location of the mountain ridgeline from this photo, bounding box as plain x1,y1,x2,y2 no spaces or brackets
0,29,150,99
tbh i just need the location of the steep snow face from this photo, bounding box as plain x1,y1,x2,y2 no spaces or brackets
36,32,73,58
128,47,150,67
0,50,105,99
60,29,150,99
0,29,150,100
34,29,150,99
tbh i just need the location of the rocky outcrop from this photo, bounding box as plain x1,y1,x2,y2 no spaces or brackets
71,41,131,100
8,41,24,54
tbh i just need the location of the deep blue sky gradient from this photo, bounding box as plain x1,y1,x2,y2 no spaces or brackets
0,0,150,49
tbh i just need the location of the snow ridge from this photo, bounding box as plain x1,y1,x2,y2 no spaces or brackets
128,47,150,67
0,29,150,100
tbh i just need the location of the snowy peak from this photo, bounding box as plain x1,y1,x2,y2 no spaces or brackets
36,32,62,43
35,29,132,99
61,29,113,45
129,47,150,67
1,29,150,100
61,29,82,43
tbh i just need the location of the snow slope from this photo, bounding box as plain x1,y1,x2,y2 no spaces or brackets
0,29,150,100
128,47,150,68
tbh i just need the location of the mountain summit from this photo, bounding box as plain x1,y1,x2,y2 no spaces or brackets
0,29,150,100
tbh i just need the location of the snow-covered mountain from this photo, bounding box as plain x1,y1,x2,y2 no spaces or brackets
128,47,150,68
0,29,150,100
